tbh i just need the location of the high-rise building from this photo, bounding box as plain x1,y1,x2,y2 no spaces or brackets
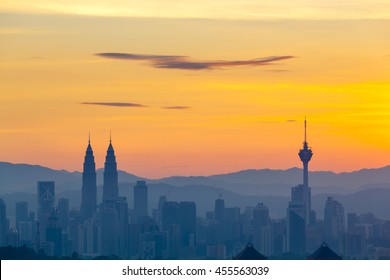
37,181,55,242
287,203,306,255
103,136,118,202
179,201,196,248
324,196,345,253
116,197,129,258
134,181,148,221
46,210,62,256
15,201,28,233
99,207,119,256
214,197,225,222
81,135,97,218
57,198,69,231
161,200,197,258
0,198,7,246
253,203,271,256
287,119,313,255
38,181,55,214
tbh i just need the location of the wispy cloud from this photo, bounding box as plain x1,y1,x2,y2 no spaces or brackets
80,102,192,110
96,52,295,70
162,106,191,110
81,102,147,107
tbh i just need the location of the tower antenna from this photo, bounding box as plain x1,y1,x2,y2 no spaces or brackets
88,131,91,144
304,116,307,143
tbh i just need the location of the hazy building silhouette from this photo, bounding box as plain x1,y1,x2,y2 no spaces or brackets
212,198,225,244
161,200,197,259
46,210,62,256
0,198,8,246
116,197,129,258
103,136,118,202
179,202,196,248
324,197,345,254
57,198,69,232
15,201,28,233
347,213,359,233
270,219,286,256
253,203,271,256
134,181,148,221
214,197,225,222
287,203,306,254
99,207,119,256
81,136,97,218
156,195,167,224
37,181,55,242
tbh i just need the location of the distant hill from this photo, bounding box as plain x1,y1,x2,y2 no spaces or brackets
0,162,143,194
155,166,390,196
0,162,81,193
2,161,390,196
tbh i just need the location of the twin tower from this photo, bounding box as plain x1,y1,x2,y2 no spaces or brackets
80,136,119,219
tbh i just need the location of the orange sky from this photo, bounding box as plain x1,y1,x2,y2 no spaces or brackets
1,2,390,178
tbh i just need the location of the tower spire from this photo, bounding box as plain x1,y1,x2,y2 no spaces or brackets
103,130,118,201
81,131,97,218
299,117,313,189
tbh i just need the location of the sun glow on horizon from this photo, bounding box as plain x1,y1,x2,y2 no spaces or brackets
0,4,390,178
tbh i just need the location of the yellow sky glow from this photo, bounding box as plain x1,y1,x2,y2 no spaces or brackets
0,4,390,178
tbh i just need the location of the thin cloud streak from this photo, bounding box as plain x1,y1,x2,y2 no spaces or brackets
162,106,191,110
96,52,295,70
81,102,148,107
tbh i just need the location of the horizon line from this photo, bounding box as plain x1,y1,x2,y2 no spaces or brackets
1,160,390,180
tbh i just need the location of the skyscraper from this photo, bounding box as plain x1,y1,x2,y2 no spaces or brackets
15,201,28,233
134,181,148,221
253,203,271,255
81,135,97,218
37,181,55,241
324,197,345,253
214,197,225,222
0,198,7,246
179,201,196,248
103,136,119,202
99,207,119,256
287,119,313,254
57,198,69,231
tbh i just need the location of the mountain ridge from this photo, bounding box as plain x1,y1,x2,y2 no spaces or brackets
2,161,390,195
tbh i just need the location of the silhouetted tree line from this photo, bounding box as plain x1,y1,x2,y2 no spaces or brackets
0,245,125,260
0,246,80,260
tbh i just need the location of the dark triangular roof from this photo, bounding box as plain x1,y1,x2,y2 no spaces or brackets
234,243,267,260
307,242,342,260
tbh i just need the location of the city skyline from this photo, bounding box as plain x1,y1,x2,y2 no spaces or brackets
1,2,390,178
1,118,389,260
